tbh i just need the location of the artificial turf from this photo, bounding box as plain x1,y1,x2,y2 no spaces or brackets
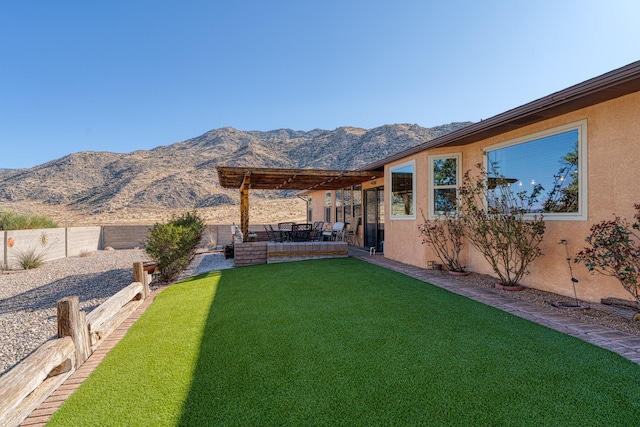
47,258,640,426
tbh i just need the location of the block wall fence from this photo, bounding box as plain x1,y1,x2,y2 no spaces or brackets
1,224,270,270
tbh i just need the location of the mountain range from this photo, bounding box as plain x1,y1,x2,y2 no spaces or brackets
0,122,471,224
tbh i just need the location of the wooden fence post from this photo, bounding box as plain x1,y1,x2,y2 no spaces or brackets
133,261,149,299
57,296,91,367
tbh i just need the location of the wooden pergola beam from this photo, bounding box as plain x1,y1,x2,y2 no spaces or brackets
216,166,383,242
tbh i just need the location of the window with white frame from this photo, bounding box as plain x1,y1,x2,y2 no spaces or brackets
485,120,587,220
390,160,415,219
335,189,343,222
324,192,332,223
429,153,461,218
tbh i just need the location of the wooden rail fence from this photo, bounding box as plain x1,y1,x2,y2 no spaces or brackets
0,262,152,427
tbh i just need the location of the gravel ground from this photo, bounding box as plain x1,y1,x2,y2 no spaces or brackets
176,251,234,281
2,249,638,377
0,249,233,376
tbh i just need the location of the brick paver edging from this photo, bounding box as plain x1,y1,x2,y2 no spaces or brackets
20,286,167,426
352,250,640,365
20,253,640,425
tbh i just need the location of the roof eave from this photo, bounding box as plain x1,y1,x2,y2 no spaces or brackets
362,60,640,171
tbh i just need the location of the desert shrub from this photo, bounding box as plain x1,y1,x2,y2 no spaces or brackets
575,204,640,303
0,209,57,230
145,211,205,283
460,163,546,287
418,209,465,272
16,247,46,269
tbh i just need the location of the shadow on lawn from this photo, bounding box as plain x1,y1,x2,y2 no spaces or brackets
176,270,232,426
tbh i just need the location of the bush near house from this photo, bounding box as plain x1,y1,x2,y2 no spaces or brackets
145,211,205,283
460,163,546,287
0,209,57,230
576,204,640,303
418,209,465,272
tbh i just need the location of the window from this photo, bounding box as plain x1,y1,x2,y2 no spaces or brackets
390,160,415,219
352,184,362,225
485,120,587,220
325,192,332,223
307,197,312,222
429,153,461,218
343,187,352,221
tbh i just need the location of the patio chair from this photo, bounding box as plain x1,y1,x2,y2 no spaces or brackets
320,223,334,241
268,224,288,242
310,221,324,241
292,223,312,241
277,222,295,241
264,225,277,242
344,218,361,245
277,222,294,231
331,222,346,241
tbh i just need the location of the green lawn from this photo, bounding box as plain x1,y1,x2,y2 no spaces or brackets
48,258,640,426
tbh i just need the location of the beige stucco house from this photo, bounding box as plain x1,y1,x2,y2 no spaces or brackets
306,60,640,303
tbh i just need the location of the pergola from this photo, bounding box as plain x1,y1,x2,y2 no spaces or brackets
216,166,382,238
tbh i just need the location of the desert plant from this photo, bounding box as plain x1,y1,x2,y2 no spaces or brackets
145,211,205,283
0,209,57,230
16,247,47,269
418,209,465,272
459,163,546,287
575,204,640,303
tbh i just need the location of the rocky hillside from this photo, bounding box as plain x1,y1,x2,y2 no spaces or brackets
0,122,471,222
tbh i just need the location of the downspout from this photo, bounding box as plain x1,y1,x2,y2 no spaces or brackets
297,194,309,222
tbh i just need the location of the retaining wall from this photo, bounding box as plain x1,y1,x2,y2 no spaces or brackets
100,224,242,250
66,226,102,257
3,228,67,269
234,242,268,266
101,225,149,250
2,226,111,270
233,241,349,267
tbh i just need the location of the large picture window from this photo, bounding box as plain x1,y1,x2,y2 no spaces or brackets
485,120,587,220
429,153,461,218
390,160,415,219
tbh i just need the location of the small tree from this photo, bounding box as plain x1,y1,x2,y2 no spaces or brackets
575,204,640,303
418,209,465,272
145,211,205,283
460,163,546,287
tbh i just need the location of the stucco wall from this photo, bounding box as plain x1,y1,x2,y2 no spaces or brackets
384,91,640,303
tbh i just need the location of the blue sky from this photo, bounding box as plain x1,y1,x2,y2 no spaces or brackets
1,1,638,169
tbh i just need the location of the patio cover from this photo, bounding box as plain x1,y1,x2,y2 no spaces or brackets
216,166,381,238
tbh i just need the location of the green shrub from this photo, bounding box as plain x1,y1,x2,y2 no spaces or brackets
16,247,46,269
575,203,640,303
145,211,205,283
460,163,546,287
0,209,57,230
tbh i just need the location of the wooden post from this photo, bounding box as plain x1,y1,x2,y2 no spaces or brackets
57,296,91,367
133,261,149,299
240,172,251,241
